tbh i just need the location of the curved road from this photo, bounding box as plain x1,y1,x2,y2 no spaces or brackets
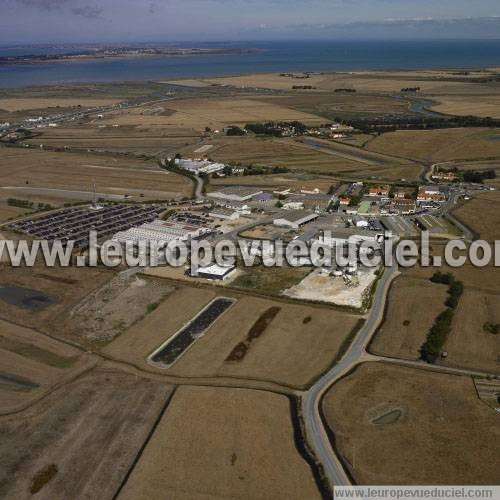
301,264,400,487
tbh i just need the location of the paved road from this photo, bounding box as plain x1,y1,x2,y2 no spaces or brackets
301,264,399,487
193,175,204,200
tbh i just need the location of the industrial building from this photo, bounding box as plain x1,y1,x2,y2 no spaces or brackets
112,219,209,248
273,210,319,229
191,263,236,280
175,158,225,175
207,186,263,202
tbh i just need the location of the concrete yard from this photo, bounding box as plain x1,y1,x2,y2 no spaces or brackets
284,266,379,309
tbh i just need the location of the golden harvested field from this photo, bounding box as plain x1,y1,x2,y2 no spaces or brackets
322,362,500,485
27,124,201,154
452,191,500,241
0,97,121,112
367,128,500,162
0,148,192,203
100,96,325,133
0,366,173,499
429,95,500,118
210,172,340,192
444,289,500,373
201,135,418,180
370,277,449,361
120,386,321,500
207,136,365,173
104,285,360,388
403,257,500,296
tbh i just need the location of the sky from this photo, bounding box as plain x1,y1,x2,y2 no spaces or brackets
1,0,500,44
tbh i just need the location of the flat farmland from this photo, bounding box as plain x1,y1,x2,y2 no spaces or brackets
322,362,499,485
403,255,500,295
0,148,191,203
452,191,500,241
27,124,201,154
443,289,500,373
170,70,500,94
370,277,449,361
429,95,500,118
204,135,417,180
207,136,365,173
119,386,321,500
260,94,412,119
0,201,33,223
100,96,325,133
103,285,360,388
0,97,121,112
0,319,94,413
210,172,341,192
0,366,173,499
367,128,500,162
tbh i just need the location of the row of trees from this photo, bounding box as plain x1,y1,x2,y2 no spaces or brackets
420,273,464,362
341,115,500,134
244,121,308,137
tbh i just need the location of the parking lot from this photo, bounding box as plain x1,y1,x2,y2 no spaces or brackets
8,204,164,247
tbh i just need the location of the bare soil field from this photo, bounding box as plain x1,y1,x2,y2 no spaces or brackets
452,191,500,241
66,275,176,342
104,285,360,388
367,128,500,162
0,147,191,202
370,277,449,360
444,289,500,373
0,319,94,413
119,385,321,500
100,96,325,133
0,97,121,112
0,366,173,499
322,362,500,485
0,260,113,342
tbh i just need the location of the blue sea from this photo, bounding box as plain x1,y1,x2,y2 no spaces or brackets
1,40,500,88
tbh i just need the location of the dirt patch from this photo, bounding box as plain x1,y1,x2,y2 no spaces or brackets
322,362,500,485
67,275,176,342
119,386,321,500
284,267,379,309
